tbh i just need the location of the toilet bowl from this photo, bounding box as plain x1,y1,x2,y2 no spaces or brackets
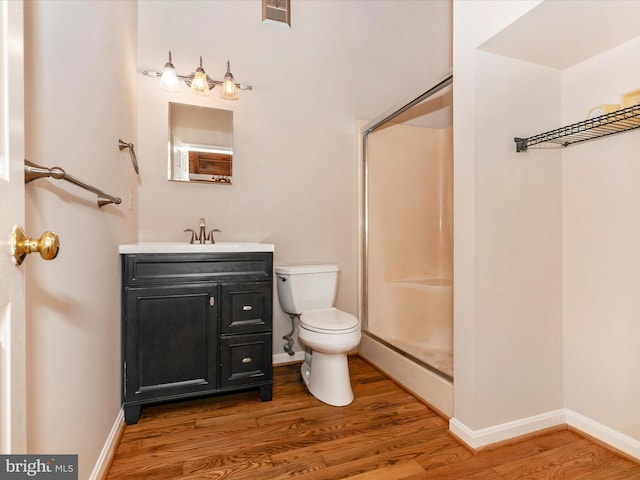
275,265,361,406
298,307,361,406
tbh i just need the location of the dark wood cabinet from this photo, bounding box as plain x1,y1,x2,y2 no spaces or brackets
121,252,273,424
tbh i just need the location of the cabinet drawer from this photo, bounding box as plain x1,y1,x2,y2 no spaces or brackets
221,282,272,334
219,333,272,388
124,253,273,286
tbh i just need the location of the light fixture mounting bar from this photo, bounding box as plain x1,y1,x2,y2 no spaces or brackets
177,74,253,91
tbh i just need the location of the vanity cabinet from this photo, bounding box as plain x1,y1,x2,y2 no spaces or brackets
121,251,273,425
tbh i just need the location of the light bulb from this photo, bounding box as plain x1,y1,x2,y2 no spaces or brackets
220,61,239,100
158,51,180,92
190,56,210,97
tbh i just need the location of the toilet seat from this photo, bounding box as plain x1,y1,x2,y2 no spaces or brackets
300,307,358,334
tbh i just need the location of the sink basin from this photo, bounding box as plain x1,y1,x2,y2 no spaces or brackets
119,242,274,254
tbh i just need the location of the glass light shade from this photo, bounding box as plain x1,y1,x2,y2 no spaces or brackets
190,71,210,96
190,56,210,97
159,66,180,92
220,61,239,100
159,51,180,92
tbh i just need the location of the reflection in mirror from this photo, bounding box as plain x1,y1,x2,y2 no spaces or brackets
168,102,233,184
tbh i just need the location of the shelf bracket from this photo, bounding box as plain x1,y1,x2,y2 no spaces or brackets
514,137,528,152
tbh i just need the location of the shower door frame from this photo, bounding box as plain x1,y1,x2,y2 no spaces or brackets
360,72,453,382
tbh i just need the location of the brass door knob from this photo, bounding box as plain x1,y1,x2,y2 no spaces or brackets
12,225,60,265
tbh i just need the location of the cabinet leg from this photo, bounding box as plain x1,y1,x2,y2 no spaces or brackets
259,385,272,402
124,405,141,425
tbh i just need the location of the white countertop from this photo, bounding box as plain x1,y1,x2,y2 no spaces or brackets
119,242,275,254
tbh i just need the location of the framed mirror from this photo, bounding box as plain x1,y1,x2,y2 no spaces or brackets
168,102,233,184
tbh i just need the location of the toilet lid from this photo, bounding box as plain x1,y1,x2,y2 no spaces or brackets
300,307,359,333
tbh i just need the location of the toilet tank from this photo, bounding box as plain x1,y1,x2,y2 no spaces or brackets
275,264,339,315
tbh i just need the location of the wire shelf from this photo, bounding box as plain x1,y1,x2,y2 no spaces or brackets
514,104,640,152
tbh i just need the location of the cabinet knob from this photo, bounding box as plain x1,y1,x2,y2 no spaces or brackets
242,305,253,311
242,357,252,364
210,297,215,306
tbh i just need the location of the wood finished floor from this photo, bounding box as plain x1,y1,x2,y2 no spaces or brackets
107,357,640,479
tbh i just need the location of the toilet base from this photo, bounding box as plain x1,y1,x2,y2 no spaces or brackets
301,351,354,406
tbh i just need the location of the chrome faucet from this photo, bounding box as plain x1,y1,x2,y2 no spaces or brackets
207,228,221,244
183,228,196,244
198,218,206,244
183,218,221,244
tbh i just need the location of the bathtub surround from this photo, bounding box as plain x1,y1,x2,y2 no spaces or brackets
366,119,453,378
359,78,454,415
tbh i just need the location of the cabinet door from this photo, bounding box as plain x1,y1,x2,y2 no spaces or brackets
219,333,272,389
220,282,272,334
124,284,217,403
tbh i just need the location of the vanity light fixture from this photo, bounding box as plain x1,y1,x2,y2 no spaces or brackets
143,51,252,100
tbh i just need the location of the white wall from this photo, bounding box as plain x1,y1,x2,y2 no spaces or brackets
24,1,137,478
563,36,640,443
472,51,564,429
453,0,563,437
453,0,640,455
137,0,452,356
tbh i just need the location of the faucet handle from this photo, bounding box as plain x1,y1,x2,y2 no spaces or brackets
183,228,196,244
207,229,221,244
199,217,206,227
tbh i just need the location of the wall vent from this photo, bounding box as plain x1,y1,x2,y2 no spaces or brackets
262,0,290,26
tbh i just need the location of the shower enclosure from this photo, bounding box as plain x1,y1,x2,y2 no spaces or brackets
359,74,453,414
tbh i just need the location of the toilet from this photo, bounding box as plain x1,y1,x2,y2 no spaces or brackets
275,264,361,406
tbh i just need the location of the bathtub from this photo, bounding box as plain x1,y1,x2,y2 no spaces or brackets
361,276,453,417
366,277,453,378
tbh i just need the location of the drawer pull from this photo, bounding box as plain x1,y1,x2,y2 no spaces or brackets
242,357,252,364
242,305,253,311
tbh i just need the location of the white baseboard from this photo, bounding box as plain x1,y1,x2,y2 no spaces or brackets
273,351,305,365
89,408,125,480
450,408,640,461
566,409,640,460
449,409,566,450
